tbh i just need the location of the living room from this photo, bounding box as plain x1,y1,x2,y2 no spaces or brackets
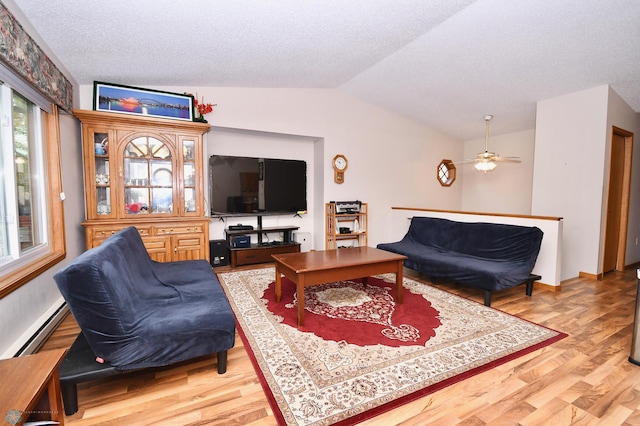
2,0,640,423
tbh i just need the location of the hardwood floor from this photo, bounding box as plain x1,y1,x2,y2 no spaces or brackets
39,265,640,425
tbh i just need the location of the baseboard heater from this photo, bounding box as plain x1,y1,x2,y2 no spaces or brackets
16,303,69,356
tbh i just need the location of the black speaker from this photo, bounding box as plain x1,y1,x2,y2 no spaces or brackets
209,239,229,267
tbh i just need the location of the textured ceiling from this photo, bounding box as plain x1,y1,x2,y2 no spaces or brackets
11,0,640,140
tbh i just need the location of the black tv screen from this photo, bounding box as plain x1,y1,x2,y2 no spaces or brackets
209,155,307,215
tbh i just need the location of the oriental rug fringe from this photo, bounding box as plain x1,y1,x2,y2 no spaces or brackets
217,268,566,426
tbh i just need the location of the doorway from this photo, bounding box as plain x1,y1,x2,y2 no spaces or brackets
602,126,633,274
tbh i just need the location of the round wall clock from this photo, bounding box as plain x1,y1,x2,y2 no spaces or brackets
333,154,348,184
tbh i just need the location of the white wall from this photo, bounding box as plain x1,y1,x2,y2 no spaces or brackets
79,86,465,249
532,85,640,280
461,129,535,214
532,85,610,279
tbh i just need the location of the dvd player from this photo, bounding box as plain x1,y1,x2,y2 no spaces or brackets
229,224,254,231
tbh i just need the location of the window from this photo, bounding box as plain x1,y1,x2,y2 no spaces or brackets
437,159,456,187
0,83,65,298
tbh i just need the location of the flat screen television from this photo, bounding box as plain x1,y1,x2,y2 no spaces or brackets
209,155,307,216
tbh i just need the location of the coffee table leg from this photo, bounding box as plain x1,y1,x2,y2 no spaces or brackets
297,275,305,327
275,262,282,303
396,260,404,303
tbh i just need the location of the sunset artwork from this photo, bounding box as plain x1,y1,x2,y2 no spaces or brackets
94,82,194,121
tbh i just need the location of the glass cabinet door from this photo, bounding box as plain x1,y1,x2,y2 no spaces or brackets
123,136,174,215
182,139,196,213
93,132,112,216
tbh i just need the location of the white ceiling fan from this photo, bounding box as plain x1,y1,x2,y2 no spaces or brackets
463,115,521,172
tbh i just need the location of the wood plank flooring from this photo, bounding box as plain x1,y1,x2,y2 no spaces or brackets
39,265,640,425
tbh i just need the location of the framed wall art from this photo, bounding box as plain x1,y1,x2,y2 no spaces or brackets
93,81,194,121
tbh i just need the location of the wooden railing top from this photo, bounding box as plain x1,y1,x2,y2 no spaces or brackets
391,207,563,221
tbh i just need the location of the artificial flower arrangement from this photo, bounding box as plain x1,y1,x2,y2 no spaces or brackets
186,93,216,122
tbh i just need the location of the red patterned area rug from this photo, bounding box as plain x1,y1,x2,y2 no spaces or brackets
217,268,566,426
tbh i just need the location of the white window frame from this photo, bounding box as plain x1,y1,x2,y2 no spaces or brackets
0,86,49,267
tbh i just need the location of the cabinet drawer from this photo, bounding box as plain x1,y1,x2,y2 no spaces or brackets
235,249,271,265
234,244,300,265
154,225,203,235
143,237,169,250
90,225,152,244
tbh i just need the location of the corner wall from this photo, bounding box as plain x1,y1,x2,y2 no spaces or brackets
532,85,610,280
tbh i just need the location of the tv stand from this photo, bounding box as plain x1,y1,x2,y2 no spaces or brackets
225,225,300,267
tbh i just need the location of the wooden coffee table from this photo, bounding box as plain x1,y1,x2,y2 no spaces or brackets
272,246,407,326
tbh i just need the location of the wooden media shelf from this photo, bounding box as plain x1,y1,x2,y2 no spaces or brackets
225,225,300,267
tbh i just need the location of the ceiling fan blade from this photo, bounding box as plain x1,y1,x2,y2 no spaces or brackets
494,156,521,163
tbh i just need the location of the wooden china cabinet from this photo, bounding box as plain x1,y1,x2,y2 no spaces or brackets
75,109,211,262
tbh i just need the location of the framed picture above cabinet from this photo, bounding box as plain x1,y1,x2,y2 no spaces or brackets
93,81,195,121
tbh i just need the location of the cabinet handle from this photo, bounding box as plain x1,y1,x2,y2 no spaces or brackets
118,167,123,177
174,247,177,253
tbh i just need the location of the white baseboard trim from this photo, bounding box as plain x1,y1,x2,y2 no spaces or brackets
1,297,69,358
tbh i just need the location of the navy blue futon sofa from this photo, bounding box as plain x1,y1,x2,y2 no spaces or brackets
54,226,236,414
377,216,543,306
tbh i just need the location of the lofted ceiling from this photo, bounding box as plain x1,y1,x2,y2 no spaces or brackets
11,0,640,140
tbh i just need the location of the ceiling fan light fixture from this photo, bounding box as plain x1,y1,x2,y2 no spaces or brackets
474,160,497,172
462,114,520,172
